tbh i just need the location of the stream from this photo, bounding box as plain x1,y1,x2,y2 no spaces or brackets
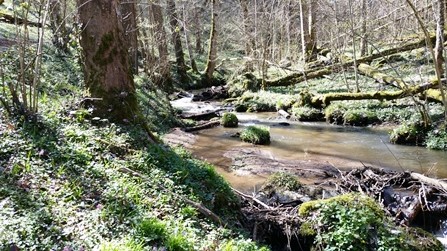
171,98,447,192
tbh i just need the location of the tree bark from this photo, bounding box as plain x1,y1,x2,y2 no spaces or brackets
299,0,317,63
151,0,172,87
167,0,188,80
77,0,138,123
435,0,445,76
204,0,219,79
360,0,368,56
120,0,139,74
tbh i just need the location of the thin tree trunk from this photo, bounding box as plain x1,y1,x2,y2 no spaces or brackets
192,4,203,54
360,0,368,56
239,0,252,56
151,0,171,86
182,4,198,73
435,0,445,77
120,0,139,74
204,0,219,79
299,0,317,63
167,0,188,80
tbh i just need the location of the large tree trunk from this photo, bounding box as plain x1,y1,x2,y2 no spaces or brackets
77,0,138,123
151,0,172,87
204,0,219,79
167,0,188,81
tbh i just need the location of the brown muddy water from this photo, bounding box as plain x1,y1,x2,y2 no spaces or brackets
190,112,447,191
171,98,447,192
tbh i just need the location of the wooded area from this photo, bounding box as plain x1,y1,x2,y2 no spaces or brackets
1,0,447,250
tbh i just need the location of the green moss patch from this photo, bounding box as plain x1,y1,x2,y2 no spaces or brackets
221,112,238,127
240,125,270,145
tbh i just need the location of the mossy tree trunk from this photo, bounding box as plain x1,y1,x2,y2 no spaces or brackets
204,0,219,79
167,0,188,81
309,81,444,108
77,0,138,123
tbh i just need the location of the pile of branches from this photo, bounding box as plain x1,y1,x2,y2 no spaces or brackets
236,167,447,249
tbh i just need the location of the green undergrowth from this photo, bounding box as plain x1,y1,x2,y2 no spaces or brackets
0,104,268,250
0,47,267,250
298,193,443,251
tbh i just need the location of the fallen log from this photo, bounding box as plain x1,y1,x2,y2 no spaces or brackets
265,34,443,87
411,172,447,191
277,109,291,119
183,121,220,132
309,80,442,107
0,12,42,27
180,110,221,120
358,63,407,89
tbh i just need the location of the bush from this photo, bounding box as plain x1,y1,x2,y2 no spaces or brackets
240,126,270,145
221,112,239,127
426,126,447,150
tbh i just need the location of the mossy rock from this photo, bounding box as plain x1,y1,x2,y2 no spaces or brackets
291,106,324,122
324,104,346,124
240,125,270,145
261,172,302,192
390,122,429,146
221,112,238,127
343,109,380,126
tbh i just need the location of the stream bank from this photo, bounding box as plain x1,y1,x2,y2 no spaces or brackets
166,95,447,250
